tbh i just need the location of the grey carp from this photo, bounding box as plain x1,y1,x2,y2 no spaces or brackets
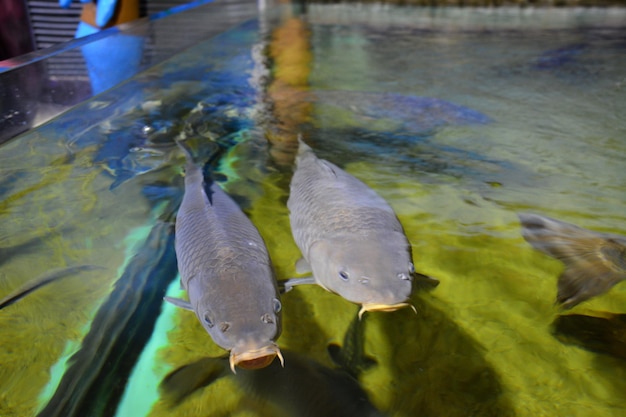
519,213,626,309
287,138,431,317
168,141,283,372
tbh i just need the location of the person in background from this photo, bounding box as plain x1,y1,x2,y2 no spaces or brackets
60,0,145,94
62,0,140,37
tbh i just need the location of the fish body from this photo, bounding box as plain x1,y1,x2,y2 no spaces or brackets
533,43,586,70
173,142,282,372
519,213,626,309
287,139,419,316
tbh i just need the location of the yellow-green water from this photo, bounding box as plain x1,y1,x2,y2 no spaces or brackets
1,4,625,417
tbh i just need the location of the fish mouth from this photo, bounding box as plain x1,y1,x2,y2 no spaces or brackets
229,344,284,373
358,302,417,319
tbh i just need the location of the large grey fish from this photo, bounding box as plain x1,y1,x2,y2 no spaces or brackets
286,138,435,317
519,213,626,309
167,141,283,372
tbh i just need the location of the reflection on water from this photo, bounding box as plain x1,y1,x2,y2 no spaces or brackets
0,4,625,417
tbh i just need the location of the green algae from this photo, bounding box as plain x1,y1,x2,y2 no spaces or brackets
0,126,155,417
342,161,626,417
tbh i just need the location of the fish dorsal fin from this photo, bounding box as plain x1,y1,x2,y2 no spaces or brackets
318,159,338,178
164,296,194,311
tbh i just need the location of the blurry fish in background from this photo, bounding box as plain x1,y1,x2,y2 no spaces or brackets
311,91,491,133
532,43,587,71
285,138,437,317
75,66,259,191
518,213,626,309
166,140,283,373
0,265,102,310
552,311,626,361
160,311,384,417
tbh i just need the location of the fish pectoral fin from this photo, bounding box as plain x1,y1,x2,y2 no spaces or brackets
280,276,317,293
413,273,440,292
164,296,194,311
295,257,312,274
318,160,339,178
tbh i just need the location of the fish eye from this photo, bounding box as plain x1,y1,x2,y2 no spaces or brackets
261,313,274,324
339,271,349,281
273,298,282,313
203,313,214,328
397,272,411,281
220,322,230,333
409,262,415,274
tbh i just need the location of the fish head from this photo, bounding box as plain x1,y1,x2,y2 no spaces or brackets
309,237,414,312
190,279,283,373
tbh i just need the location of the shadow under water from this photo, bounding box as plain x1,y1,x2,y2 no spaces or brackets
37,219,178,417
552,312,626,409
159,313,384,417
552,312,626,362
370,294,514,417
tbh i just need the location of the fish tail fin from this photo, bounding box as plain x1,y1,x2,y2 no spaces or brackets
296,133,312,156
175,139,197,169
518,213,626,309
175,139,208,186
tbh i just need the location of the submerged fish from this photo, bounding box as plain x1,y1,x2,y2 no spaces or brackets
167,140,283,373
286,138,435,317
312,90,491,133
519,213,626,309
533,43,586,70
0,265,102,310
